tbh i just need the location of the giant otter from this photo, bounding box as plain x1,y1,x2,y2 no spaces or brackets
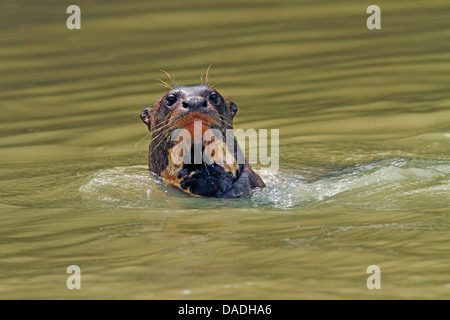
140,84,265,198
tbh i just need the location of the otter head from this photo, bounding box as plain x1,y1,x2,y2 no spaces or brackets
141,85,238,134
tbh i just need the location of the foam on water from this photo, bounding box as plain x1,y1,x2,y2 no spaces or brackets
252,158,449,210
79,158,449,211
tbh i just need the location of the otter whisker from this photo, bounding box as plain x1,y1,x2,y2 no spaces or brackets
160,70,177,86
153,118,174,132
150,113,185,146
152,127,178,165
156,78,173,89
149,122,176,144
213,113,233,128
136,127,168,148
209,80,226,88
137,117,174,148
205,64,212,86
134,131,153,147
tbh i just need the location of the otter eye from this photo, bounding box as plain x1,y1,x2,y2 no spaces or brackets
209,93,220,105
166,96,177,106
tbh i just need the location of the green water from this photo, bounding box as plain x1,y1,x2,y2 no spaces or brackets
0,0,449,299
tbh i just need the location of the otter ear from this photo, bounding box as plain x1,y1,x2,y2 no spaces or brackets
140,107,152,125
227,101,238,118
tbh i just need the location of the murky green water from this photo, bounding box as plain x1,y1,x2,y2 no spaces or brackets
1,0,449,299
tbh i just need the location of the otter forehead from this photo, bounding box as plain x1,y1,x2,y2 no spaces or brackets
169,85,215,97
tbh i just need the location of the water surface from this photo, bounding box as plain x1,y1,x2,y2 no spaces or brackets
0,0,449,299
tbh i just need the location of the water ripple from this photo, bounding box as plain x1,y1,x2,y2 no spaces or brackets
79,158,449,211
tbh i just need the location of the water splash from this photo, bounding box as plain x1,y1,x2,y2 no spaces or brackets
79,165,170,208
79,158,449,211
252,158,449,210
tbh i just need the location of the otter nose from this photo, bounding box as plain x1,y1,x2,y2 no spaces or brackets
182,97,208,110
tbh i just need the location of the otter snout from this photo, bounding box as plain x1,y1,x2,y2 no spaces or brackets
182,97,208,110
